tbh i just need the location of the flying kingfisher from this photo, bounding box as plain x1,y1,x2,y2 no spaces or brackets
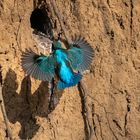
21,36,94,89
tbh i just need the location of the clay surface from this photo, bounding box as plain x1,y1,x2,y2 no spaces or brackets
0,0,140,140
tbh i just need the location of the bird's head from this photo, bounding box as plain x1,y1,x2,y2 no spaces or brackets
52,40,62,50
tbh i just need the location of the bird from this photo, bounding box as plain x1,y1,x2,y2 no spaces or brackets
21,36,94,89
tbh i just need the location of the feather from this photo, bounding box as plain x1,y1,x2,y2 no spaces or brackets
21,49,56,81
57,73,82,89
67,36,94,72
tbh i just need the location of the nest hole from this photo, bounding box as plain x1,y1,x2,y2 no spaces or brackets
30,8,53,37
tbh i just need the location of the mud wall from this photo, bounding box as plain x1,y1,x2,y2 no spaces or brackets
0,0,140,140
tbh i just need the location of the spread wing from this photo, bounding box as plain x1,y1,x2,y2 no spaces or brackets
21,49,56,81
67,36,94,72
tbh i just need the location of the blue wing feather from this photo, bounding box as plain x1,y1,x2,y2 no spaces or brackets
21,49,55,81
67,47,82,69
67,36,94,72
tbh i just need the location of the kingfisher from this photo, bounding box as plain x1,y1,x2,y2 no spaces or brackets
21,36,94,89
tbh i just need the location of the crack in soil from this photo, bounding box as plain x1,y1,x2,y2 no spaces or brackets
88,95,119,140
130,0,133,37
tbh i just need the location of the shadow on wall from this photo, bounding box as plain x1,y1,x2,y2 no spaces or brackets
2,69,62,139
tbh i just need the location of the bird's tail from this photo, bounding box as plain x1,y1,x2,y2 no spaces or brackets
57,73,82,89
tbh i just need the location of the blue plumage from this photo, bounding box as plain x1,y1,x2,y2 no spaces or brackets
57,73,82,89
21,36,94,89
